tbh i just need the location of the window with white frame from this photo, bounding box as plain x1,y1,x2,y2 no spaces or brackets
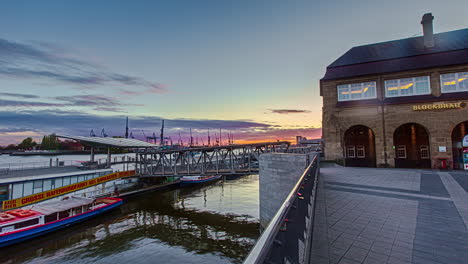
356,145,365,158
346,146,356,158
337,82,377,101
440,72,468,93
385,76,430,97
420,145,430,159
396,145,407,158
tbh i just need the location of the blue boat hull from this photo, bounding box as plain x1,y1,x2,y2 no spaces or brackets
0,200,122,248
180,176,221,187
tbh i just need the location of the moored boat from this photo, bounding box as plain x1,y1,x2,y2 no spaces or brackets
0,196,122,247
179,175,222,187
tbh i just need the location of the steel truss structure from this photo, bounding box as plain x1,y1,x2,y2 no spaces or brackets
136,142,317,177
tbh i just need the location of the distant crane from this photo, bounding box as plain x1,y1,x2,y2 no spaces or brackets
227,131,234,145
100,128,108,137
160,120,165,146
140,130,147,141
125,117,129,139
146,132,158,144
190,128,194,147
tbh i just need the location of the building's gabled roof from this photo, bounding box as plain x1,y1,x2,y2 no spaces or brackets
322,28,468,81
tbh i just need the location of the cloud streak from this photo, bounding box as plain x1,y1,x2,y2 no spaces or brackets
0,92,39,99
0,38,166,93
270,109,311,114
0,94,135,112
0,99,65,107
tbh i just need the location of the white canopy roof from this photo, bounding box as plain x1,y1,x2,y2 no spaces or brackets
28,197,94,215
58,135,157,148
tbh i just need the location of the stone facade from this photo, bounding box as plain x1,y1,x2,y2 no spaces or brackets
321,64,468,169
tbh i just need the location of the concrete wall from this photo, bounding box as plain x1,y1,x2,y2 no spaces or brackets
259,153,309,228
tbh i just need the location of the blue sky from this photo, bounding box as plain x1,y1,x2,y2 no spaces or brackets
0,0,467,145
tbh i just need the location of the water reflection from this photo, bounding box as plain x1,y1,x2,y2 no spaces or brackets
0,174,260,264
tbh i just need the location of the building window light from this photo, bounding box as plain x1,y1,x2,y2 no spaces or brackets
356,145,365,158
440,72,468,93
420,145,430,159
396,145,407,159
337,82,377,102
347,146,356,158
384,76,430,98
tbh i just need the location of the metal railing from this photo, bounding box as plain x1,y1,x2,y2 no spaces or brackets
0,156,136,176
0,160,82,172
244,154,320,264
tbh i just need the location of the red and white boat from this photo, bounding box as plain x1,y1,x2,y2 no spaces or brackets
0,197,122,247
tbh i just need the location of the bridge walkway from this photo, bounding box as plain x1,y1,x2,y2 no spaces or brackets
310,164,468,264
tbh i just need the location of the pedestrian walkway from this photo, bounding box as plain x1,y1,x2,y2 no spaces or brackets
310,164,468,264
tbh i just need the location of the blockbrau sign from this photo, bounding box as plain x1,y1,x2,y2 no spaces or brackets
412,102,465,111
2,170,135,210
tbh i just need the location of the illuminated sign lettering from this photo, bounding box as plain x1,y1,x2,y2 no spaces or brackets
2,170,135,210
412,102,465,111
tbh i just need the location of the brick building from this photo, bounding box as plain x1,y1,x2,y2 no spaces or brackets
320,14,468,169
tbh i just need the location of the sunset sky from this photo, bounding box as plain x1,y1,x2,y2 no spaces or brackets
1,0,467,145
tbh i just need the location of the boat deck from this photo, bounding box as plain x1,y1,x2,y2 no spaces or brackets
0,211,42,225
0,167,81,179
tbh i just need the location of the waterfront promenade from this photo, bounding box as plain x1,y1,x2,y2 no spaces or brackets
311,164,468,264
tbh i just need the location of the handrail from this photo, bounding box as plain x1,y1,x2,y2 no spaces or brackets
0,155,136,172
244,153,319,264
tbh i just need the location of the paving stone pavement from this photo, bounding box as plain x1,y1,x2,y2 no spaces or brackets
310,164,468,264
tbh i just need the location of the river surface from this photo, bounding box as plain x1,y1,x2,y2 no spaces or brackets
0,155,260,264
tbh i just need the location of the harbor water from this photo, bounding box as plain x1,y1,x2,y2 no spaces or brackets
0,155,260,264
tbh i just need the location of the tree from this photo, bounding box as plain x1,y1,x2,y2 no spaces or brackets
40,134,59,150
5,144,17,150
18,137,37,150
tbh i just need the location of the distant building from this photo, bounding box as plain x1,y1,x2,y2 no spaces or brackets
321,13,468,169
60,140,84,151
296,136,322,145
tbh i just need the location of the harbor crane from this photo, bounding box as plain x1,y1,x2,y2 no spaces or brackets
101,128,108,137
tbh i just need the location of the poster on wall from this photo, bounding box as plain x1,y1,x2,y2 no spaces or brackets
463,135,468,170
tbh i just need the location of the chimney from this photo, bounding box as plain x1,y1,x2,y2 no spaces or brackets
421,13,435,48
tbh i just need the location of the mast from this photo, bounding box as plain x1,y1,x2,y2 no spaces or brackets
190,128,193,147
160,120,165,146
208,129,211,146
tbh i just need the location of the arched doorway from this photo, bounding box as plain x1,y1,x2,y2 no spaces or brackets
393,123,430,168
344,125,376,167
451,121,468,170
